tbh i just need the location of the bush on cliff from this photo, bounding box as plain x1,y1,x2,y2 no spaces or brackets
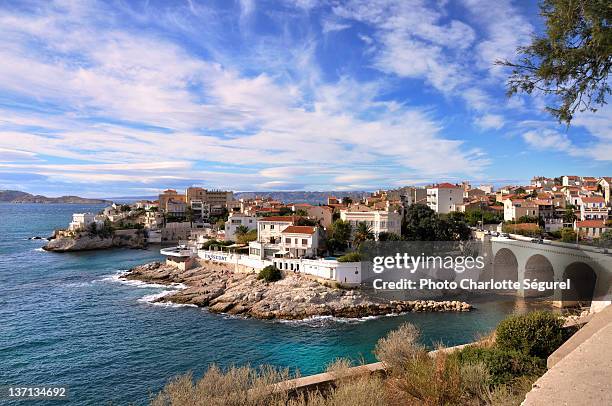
337,252,361,262
495,311,569,359
257,265,282,282
451,345,544,386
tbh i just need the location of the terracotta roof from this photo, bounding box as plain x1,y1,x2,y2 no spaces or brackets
576,220,607,228
581,196,605,203
257,216,297,223
281,225,316,234
433,182,461,189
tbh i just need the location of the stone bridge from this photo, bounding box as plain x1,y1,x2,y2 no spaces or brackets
490,238,612,309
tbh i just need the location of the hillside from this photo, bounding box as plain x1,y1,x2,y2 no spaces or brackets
0,190,111,204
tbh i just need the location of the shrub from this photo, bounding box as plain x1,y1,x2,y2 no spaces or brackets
451,345,545,386
337,252,361,262
257,265,282,282
374,323,425,373
151,365,292,406
495,311,568,359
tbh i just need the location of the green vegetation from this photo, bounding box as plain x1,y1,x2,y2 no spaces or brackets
562,208,576,223
377,232,403,241
353,222,374,247
257,265,282,282
336,252,361,262
561,227,577,242
464,209,503,226
402,205,471,241
495,311,572,359
152,311,571,405
498,0,611,124
326,219,352,254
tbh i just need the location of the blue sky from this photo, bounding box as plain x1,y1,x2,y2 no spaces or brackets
0,0,610,197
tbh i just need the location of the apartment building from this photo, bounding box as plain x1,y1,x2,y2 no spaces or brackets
224,213,257,241
427,183,464,213
339,208,402,239
579,196,608,220
503,199,539,221
158,189,185,212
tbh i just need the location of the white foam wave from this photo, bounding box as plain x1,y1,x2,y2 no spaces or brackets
97,270,172,289
34,248,46,252
137,290,176,303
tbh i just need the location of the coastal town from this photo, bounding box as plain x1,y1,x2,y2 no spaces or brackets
43,176,612,289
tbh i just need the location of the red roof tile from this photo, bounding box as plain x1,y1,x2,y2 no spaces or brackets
281,225,316,234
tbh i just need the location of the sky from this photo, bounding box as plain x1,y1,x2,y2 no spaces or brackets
0,0,610,197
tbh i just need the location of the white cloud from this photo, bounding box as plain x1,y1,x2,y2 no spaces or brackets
0,0,491,193
522,130,572,151
475,114,505,130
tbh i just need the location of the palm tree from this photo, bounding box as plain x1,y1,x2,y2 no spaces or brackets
235,225,249,239
354,221,374,247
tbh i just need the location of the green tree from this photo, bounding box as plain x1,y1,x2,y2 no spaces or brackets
402,204,439,241
562,208,577,223
235,224,249,238
377,232,403,241
561,227,577,242
498,0,611,124
326,219,352,254
600,229,612,242
353,221,374,246
295,208,308,217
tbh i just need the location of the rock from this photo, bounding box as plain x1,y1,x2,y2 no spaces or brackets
43,231,146,252
120,260,473,320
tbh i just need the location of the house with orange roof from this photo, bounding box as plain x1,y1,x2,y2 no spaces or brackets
574,219,609,239
279,225,320,258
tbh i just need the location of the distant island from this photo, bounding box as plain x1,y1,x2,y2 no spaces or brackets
0,190,111,204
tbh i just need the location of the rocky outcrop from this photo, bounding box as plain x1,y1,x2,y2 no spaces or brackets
123,261,473,320
43,231,146,252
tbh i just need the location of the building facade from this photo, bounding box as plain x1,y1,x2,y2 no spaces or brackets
427,183,464,213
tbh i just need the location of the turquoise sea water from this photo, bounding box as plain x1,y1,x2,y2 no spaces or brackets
0,203,542,405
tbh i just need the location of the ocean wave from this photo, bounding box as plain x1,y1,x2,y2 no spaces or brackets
276,314,386,326
34,248,46,252
137,290,197,308
97,270,178,289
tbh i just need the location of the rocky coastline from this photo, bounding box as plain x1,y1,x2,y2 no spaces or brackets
123,261,473,320
43,231,146,252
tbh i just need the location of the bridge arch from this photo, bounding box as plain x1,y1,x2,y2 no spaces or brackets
562,262,597,307
493,248,518,290
523,254,555,298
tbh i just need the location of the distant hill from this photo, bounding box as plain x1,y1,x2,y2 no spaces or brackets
234,191,369,205
0,190,111,204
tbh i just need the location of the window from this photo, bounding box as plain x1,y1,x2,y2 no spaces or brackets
270,225,274,229
285,238,291,243
301,239,307,245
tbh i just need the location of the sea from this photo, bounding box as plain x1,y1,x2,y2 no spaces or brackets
0,203,544,405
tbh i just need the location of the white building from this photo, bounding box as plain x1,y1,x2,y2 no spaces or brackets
190,200,210,221
279,225,320,258
340,208,402,239
427,183,464,214
579,196,608,220
224,213,257,241
249,216,298,259
68,213,97,231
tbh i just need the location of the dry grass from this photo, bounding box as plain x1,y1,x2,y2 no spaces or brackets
150,364,292,406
